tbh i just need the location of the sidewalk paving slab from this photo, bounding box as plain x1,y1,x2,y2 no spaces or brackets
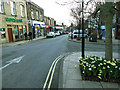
1,36,46,47
68,38,120,45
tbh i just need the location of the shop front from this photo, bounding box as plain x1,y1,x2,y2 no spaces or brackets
0,16,28,43
31,21,45,38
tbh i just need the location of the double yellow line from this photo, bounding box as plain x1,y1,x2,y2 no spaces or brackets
43,54,65,89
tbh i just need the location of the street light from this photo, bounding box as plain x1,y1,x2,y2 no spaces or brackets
81,0,85,58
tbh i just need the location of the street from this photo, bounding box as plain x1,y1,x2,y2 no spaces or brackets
2,35,119,88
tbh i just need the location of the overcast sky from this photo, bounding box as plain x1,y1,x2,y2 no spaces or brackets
31,0,72,26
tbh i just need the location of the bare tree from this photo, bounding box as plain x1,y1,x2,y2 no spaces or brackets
57,0,117,61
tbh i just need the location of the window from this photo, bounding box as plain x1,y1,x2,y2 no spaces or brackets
40,15,43,21
20,5,24,17
0,0,4,13
10,1,16,15
31,9,34,19
36,11,39,20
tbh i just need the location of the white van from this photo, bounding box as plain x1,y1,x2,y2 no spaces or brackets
73,30,88,39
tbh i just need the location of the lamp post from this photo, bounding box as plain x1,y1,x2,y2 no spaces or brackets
81,0,85,58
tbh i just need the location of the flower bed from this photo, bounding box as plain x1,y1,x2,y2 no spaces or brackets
79,56,120,83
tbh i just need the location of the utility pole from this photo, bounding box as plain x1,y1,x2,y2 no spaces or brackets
81,0,85,58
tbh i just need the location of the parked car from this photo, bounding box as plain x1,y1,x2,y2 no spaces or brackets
73,30,88,39
55,31,60,36
46,32,55,38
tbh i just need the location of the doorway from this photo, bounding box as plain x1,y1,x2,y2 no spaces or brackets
8,28,13,42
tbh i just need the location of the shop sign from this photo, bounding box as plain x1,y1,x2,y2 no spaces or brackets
45,25,49,28
6,17,22,23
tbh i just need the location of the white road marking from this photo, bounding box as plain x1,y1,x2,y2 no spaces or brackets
0,55,25,70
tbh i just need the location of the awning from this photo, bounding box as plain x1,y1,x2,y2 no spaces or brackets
32,21,45,27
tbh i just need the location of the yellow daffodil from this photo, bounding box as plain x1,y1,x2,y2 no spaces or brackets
91,65,94,67
107,61,111,64
99,70,102,73
98,76,102,79
98,74,101,76
104,60,107,62
104,63,106,65
110,71,112,73
113,58,115,61
93,66,96,69
111,62,116,66
82,71,84,73
89,68,91,71
103,67,106,69
115,66,118,68
107,66,110,68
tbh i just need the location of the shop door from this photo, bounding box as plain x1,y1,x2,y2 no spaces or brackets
8,28,13,42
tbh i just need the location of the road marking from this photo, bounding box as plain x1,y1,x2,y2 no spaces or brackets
43,55,62,89
0,55,25,70
43,53,68,89
48,55,64,89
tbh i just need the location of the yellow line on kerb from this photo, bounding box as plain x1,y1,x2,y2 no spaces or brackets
43,55,63,90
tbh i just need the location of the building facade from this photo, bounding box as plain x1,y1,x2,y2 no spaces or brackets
26,1,45,39
0,0,28,43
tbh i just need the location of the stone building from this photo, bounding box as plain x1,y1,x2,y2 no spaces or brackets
0,0,28,43
26,0,45,39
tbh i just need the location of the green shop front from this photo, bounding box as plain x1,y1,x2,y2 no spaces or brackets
5,17,28,42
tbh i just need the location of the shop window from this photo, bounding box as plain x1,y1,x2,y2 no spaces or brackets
0,0,4,13
14,26,19,39
0,28,6,39
20,5,25,17
19,26,23,39
10,1,16,15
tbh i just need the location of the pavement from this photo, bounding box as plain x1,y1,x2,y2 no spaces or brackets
1,36,46,47
59,52,120,89
68,38,120,45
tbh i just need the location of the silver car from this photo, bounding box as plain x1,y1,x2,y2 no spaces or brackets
46,32,55,38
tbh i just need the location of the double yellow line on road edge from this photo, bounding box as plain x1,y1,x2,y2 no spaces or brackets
43,54,65,89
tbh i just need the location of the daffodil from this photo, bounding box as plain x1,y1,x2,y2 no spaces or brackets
115,66,118,68
104,63,106,65
91,65,94,67
98,74,101,76
98,64,100,67
107,61,111,64
82,71,84,73
93,66,96,69
98,76,102,79
107,66,110,68
104,60,107,62
89,68,92,71
99,70,102,73
111,62,116,66
100,63,103,65
110,71,112,73
103,67,106,69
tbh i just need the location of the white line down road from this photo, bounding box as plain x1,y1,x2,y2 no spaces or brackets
43,53,68,89
0,55,25,70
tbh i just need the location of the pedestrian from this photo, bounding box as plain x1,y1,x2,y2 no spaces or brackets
24,32,27,40
28,32,32,40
